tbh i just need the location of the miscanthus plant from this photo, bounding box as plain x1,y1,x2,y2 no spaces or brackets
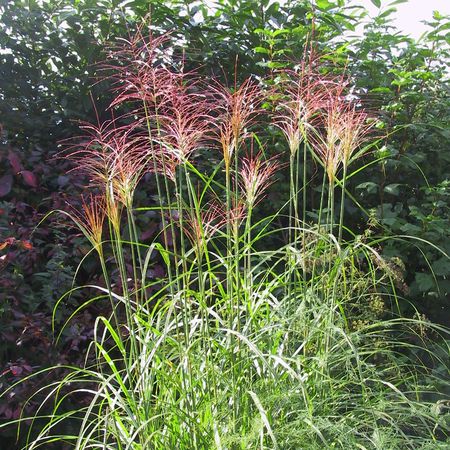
2,29,449,449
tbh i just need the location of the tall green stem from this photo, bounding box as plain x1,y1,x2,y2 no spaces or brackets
328,177,335,236
338,163,348,244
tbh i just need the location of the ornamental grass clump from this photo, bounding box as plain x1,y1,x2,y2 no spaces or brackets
309,92,376,242
2,29,449,450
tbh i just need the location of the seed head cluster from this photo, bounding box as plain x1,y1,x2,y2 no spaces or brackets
62,31,375,249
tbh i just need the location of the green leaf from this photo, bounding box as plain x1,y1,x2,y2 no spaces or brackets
356,181,378,194
378,8,397,19
253,46,270,55
316,0,334,10
384,184,401,196
254,28,274,37
370,0,381,7
387,0,408,6
432,10,445,20
266,61,286,69
399,223,422,234
415,272,435,292
431,257,450,277
272,29,290,37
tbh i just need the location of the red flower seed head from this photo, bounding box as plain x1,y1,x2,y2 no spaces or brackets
274,56,348,158
274,71,328,156
212,77,263,168
107,130,149,207
63,121,112,188
182,201,224,255
156,76,212,165
311,96,374,182
68,194,106,252
239,152,281,207
334,103,374,166
149,144,180,183
64,120,149,208
101,28,172,109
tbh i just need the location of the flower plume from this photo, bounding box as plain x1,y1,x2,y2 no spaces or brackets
156,77,212,165
102,28,172,109
68,194,106,252
311,96,375,181
274,68,330,156
212,78,263,168
64,121,149,208
239,152,281,207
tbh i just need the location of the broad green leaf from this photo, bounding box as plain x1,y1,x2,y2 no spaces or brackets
254,28,274,37
356,181,378,194
378,7,397,19
415,272,435,292
384,184,401,196
253,46,270,55
272,28,290,37
267,61,287,69
432,257,450,277
316,0,334,10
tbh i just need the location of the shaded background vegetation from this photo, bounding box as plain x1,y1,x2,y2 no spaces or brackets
0,0,449,447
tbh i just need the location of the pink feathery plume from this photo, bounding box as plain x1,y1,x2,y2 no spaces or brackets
182,201,224,253
310,95,375,182
64,120,150,206
210,77,263,168
155,76,212,164
100,27,173,109
66,194,106,250
239,152,282,206
273,52,347,158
